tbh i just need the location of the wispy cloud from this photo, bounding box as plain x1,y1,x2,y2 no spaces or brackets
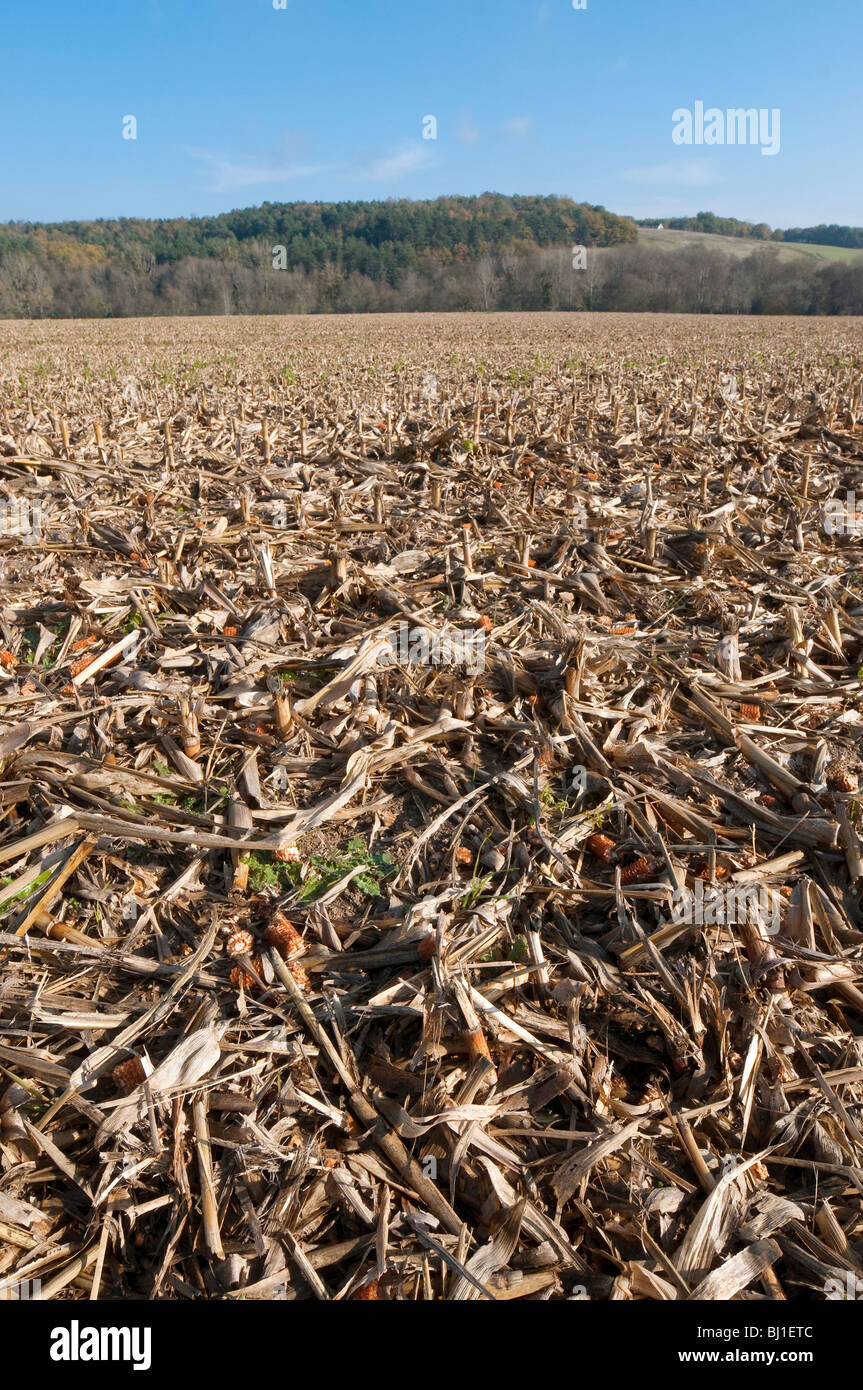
620,160,722,187
192,152,332,194
190,140,434,194
360,146,434,181
503,116,532,138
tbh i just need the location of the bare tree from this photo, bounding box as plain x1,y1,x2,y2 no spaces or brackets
474,254,498,311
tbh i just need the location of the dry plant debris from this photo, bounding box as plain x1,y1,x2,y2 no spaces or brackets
0,312,862,1302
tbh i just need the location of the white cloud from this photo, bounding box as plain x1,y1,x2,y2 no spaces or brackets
620,160,722,187
188,140,332,194
360,146,434,180
504,117,532,137
200,158,331,194
190,140,433,194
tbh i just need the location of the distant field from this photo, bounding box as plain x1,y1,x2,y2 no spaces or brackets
639,226,863,265
2,311,862,388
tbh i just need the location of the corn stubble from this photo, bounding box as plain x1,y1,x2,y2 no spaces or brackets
0,311,862,1301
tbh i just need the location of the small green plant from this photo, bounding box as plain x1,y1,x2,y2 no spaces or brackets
538,786,571,817
38,616,71,668
179,783,228,815
459,846,495,908
299,838,395,903
148,759,178,804
182,358,208,386
241,851,300,895
0,868,53,911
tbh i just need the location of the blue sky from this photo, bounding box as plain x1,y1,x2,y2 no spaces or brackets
0,0,860,228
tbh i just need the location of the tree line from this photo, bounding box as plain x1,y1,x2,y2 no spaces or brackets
637,211,863,248
0,195,861,317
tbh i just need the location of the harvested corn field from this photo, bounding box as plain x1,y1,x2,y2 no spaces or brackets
1,311,863,1303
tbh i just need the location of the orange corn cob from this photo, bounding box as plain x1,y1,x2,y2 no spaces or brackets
619,857,653,885
230,957,261,991
113,1057,146,1094
265,911,310,991
226,929,255,957
350,1278,380,1300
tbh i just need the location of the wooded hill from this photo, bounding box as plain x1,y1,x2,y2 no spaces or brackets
0,194,634,316
1,194,861,317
